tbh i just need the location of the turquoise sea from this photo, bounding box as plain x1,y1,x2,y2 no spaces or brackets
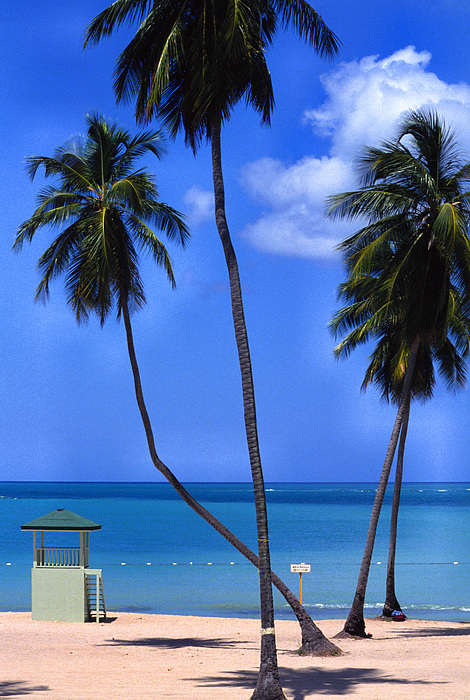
1,482,469,622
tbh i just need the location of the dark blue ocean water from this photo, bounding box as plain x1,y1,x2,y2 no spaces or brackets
1,482,469,621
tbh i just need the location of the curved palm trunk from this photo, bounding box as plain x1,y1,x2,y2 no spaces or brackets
210,116,285,699
340,336,420,638
120,289,341,657
382,399,410,617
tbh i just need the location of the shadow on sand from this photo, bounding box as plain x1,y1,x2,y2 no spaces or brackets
187,666,446,700
103,636,249,649
87,615,118,624
393,622,470,639
0,681,49,697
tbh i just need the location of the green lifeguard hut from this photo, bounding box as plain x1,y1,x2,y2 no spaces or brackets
21,509,106,623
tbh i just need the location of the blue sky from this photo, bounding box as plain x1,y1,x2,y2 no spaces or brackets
2,0,470,482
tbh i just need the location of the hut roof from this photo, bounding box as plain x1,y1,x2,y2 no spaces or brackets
21,509,101,531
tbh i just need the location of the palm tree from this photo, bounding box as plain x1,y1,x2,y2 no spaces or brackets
14,114,341,659
85,3,339,696
328,109,470,637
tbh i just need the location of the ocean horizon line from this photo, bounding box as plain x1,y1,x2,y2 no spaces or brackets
2,479,470,485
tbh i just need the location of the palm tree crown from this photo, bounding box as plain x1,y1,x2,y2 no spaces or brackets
14,114,189,322
84,0,339,149
330,109,470,392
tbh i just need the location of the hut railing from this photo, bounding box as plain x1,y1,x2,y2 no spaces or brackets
35,546,89,567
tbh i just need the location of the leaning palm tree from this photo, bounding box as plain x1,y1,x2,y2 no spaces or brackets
85,3,339,696
328,109,470,637
14,114,341,659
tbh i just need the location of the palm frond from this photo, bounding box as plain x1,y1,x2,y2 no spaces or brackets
25,154,95,193
269,0,340,55
84,0,154,45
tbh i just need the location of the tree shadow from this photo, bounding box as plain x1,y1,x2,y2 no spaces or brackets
87,616,118,624
0,681,49,697
103,636,249,649
394,623,470,639
188,666,445,699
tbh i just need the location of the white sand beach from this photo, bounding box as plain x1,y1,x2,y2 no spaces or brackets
1,612,469,699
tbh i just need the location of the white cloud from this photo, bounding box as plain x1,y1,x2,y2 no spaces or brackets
307,46,470,158
241,46,470,259
242,155,353,208
241,156,354,258
183,185,214,226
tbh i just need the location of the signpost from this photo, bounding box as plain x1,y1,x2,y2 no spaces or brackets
290,563,310,605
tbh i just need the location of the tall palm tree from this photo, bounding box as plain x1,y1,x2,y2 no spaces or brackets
15,114,341,659
328,109,470,637
85,3,339,696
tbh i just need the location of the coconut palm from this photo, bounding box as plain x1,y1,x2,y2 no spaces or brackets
328,109,470,637
15,114,340,659
85,3,339,696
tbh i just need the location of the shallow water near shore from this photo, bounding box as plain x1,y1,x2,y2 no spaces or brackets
1,481,469,621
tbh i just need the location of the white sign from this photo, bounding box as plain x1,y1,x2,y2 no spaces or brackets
290,563,311,573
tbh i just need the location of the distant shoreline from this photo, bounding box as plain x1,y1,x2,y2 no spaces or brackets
2,603,470,624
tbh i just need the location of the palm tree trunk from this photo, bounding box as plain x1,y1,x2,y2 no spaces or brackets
382,398,410,617
210,116,285,699
339,336,420,638
120,288,341,658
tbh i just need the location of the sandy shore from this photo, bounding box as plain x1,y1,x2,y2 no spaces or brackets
1,612,469,699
